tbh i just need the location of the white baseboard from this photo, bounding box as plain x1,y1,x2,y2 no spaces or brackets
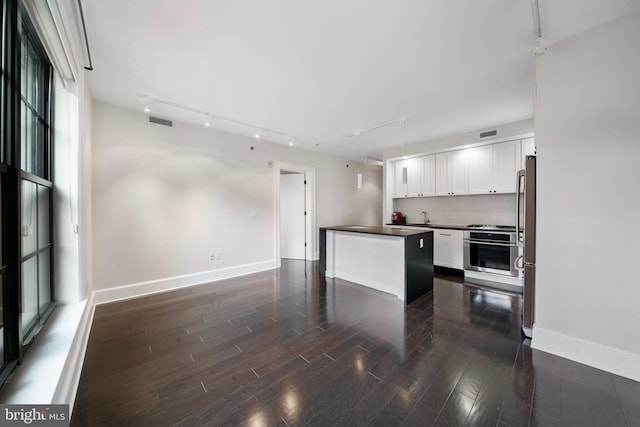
51,260,276,410
93,260,276,305
532,325,640,382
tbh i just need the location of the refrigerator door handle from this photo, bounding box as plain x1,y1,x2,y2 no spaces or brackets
515,169,525,245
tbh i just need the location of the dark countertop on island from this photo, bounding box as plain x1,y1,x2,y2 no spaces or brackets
320,225,433,237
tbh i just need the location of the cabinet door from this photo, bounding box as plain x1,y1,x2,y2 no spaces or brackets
422,155,436,197
393,160,407,197
449,150,468,195
493,140,521,193
406,157,424,197
467,145,493,194
433,229,464,269
435,153,450,196
521,137,535,168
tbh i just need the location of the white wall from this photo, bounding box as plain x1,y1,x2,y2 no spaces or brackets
534,11,640,381
80,76,93,299
53,75,81,304
91,102,382,290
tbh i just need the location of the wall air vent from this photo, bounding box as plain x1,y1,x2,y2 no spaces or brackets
479,129,498,139
149,116,173,127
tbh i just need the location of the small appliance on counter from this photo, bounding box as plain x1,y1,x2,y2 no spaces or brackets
391,211,406,224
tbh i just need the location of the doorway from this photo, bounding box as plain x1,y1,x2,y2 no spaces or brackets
280,173,306,259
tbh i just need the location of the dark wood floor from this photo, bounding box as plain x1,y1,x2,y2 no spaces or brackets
72,260,640,426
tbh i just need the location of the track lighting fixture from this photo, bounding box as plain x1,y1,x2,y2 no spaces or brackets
136,93,295,145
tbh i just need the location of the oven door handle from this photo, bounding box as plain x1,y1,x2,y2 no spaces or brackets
514,255,524,271
464,240,515,247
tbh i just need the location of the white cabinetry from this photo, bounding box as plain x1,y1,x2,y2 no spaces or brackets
467,140,521,194
433,229,464,269
393,156,436,198
521,137,535,168
393,159,408,198
436,150,468,196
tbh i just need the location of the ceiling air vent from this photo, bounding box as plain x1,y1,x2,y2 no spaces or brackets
149,116,173,127
479,129,498,139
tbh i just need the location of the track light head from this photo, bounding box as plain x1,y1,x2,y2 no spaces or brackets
533,37,547,56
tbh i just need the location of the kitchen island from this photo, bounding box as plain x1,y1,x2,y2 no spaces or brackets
319,226,434,304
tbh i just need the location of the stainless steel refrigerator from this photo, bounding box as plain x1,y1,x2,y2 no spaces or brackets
516,155,536,338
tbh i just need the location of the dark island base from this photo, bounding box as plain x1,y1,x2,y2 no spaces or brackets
320,226,433,305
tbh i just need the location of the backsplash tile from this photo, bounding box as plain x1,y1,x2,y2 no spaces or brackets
393,194,515,226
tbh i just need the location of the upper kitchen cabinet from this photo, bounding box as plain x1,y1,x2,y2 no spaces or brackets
521,137,535,167
467,140,521,194
408,155,436,197
393,159,408,198
436,150,468,196
393,155,436,198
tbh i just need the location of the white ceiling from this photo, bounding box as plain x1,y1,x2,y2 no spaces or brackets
84,0,640,161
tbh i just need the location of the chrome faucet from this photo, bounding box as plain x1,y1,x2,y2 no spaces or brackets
420,211,429,224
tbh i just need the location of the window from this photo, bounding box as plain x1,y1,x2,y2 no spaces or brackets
0,0,55,388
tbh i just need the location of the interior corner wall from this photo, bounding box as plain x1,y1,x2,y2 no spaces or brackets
533,10,640,380
79,74,93,300
53,74,81,304
91,102,382,291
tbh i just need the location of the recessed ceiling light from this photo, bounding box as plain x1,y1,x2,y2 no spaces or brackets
143,106,151,113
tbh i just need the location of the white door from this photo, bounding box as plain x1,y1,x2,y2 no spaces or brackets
280,173,306,259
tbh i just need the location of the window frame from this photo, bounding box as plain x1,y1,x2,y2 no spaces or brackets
0,0,56,387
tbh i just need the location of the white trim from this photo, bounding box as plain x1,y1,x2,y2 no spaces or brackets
386,132,535,162
532,325,640,382
94,260,275,305
52,294,95,413
44,261,277,409
21,0,78,85
0,301,89,407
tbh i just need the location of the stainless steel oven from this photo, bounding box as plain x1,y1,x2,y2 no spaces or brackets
463,229,519,277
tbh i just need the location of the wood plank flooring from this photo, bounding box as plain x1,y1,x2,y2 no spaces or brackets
72,260,640,426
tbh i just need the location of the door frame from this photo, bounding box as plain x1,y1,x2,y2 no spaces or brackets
273,161,316,268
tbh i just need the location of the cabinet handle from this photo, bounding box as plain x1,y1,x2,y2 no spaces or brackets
439,233,451,236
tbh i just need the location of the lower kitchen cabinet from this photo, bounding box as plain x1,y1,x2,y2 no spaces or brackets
433,229,464,269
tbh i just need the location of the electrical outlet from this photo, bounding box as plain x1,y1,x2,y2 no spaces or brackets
210,253,215,261
249,211,257,219
215,251,222,260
